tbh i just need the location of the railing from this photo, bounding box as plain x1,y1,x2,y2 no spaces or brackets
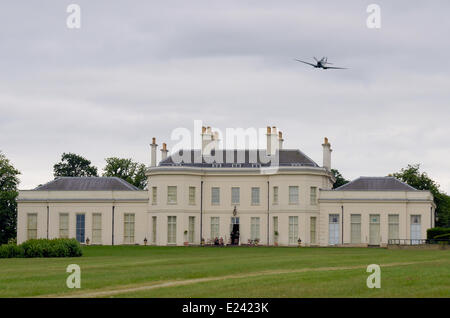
388,239,426,245
388,239,450,245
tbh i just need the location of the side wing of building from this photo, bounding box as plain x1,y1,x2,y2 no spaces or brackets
17,177,149,245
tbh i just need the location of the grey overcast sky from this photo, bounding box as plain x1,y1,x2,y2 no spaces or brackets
1,1,449,192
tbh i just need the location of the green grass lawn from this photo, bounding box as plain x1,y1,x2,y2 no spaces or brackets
0,246,449,298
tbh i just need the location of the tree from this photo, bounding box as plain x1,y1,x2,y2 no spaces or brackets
0,151,21,244
331,169,349,189
53,153,98,177
393,164,450,227
103,157,147,189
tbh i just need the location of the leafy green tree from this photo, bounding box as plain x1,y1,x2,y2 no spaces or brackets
103,157,147,189
0,151,21,244
53,153,98,177
393,164,450,227
331,169,349,189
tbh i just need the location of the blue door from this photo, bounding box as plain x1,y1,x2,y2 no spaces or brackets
328,214,340,245
76,214,85,243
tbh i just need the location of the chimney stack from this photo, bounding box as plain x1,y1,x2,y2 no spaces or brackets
161,142,168,161
322,137,332,171
150,137,158,167
201,125,214,155
266,125,279,156
278,131,284,150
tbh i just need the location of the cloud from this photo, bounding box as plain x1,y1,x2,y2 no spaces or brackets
0,0,449,192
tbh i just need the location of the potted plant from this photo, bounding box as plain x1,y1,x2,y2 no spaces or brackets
201,237,205,246
184,230,189,246
143,237,148,246
85,237,90,245
254,238,259,247
274,231,279,246
297,238,302,247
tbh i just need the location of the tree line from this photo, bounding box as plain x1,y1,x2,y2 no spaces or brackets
0,150,449,244
53,152,147,190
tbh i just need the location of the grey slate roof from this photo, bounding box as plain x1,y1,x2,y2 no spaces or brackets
159,149,319,168
335,177,417,191
34,177,141,191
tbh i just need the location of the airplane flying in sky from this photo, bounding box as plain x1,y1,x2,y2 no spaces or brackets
294,57,347,69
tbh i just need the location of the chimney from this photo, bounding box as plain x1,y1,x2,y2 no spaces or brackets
201,126,214,155
266,126,279,156
212,131,220,150
278,131,284,150
322,137,332,171
150,137,158,167
161,143,168,161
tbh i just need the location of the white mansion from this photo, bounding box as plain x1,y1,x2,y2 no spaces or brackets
17,126,436,247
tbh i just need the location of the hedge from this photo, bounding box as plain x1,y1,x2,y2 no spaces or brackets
427,227,450,239
0,238,82,258
434,233,450,240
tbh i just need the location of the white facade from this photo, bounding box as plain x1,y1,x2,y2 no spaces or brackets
16,126,436,247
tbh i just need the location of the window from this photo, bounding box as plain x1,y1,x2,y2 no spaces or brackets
288,216,298,244
289,186,299,204
76,214,85,243
92,213,102,244
152,187,157,205
152,216,157,244
310,217,317,244
189,216,195,243
251,217,260,240
231,187,240,205
388,214,399,240
410,215,421,244
251,187,260,205
27,213,37,240
273,186,279,205
124,213,135,244
188,186,196,205
210,217,219,239
167,216,177,244
167,186,177,204
273,216,278,242
211,187,220,205
369,214,380,245
350,214,361,244
310,187,317,205
59,213,69,238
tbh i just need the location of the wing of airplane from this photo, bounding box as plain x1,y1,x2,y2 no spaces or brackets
294,59,317,67
324,66,347,69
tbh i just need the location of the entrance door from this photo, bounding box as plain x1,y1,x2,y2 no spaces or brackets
411,215,421,245
328,214,340,245
230,217,240,245
369,214,380,245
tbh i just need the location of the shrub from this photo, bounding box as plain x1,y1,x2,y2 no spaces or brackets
427,227,450,239
0,244,24,258
0,238,82,258
434,233,450,240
